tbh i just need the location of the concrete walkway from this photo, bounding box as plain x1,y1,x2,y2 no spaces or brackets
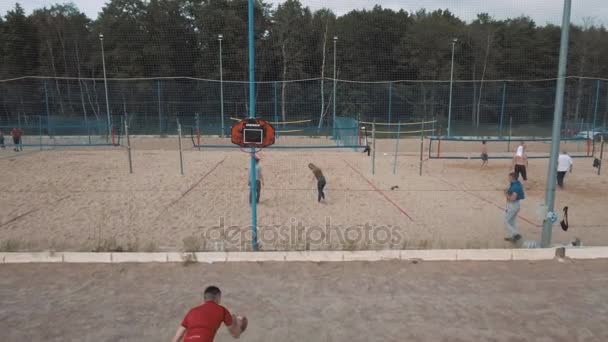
1,259,607,341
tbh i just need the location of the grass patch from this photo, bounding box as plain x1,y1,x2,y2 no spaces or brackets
0,239,22,252
182,236,202,253
143,241,159,252
92,237,124,252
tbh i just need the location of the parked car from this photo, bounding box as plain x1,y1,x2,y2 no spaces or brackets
574,130,608,141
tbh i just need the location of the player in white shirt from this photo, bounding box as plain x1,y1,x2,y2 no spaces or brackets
557,150,573,189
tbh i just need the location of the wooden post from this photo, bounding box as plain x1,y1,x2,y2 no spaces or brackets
419,120,425,176
393,122,400,175
125,113,133,174
507,116,513,153
599,137,604,176
178,119,184,175
372,120,376,175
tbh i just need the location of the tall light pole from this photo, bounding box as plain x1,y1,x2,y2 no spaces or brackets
447,38,458,137
99,33,112,140
247,0,258,251
332,36,338,137
218,34,225,137
542,0,572,247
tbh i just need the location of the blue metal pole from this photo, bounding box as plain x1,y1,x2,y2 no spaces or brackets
388,82,393,124
248,0,258,251
541,0,571,248
499,81,506,137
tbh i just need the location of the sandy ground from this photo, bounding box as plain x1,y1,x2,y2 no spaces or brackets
1,260,607,341
0,136,606,251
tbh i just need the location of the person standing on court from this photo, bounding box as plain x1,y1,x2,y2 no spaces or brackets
480,140,488,167
308,163,326,202
10,127,23,152
504,172,525,243
171,286,247,342
249,156,264,205
557,150,573,189
512,141,528,185
0,130,5,149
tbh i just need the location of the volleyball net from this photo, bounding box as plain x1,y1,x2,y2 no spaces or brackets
1,114,123,149
428,136,593,160
191,115,362,149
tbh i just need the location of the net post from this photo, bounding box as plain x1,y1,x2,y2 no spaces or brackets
357,113,361,146
499,81,506,137
44,80,51,138
125,113,133,174
592,79,600,156
178,118,184,176
87,116,92,145
195,113,201,151
508,116,513,152
111,125,116,146
419,120,425,176
157,80,162,135
437,125,442,158
387,82,393,124
273,81,279,138
393,121,400,175
38,115,42,151
598,137,604,176
372,120,376,175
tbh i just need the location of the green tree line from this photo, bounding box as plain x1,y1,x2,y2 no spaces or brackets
1,0,607,132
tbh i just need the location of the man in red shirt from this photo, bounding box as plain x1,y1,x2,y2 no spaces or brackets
10,127,23,152
171,286,247,342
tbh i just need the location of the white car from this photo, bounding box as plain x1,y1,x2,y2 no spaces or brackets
574,130,608,141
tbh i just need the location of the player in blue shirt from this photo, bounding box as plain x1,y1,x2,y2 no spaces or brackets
504,172,525,242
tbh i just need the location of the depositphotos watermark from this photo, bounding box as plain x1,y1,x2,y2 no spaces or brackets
199,217,410,249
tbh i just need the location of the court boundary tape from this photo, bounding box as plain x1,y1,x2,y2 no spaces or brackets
153,157,227,224
0,195,71,229
343,159,414,221
1,247,607,263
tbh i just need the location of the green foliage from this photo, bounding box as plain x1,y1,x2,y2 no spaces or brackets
1,1,608,129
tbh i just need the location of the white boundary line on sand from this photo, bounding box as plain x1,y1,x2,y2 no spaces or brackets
1,247,607,264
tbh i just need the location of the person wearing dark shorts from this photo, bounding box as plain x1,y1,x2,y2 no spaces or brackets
512,141,528,182
10,127,23,152
514,164,527,181
308,163,326,202
480,140,488,167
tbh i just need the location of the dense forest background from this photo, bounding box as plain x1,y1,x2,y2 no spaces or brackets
1,0,607,135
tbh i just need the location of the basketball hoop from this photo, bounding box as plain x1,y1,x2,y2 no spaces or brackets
231,118,275,148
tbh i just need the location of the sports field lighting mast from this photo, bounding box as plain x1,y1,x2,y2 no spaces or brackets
332,36,338,137
542,0,572,247
447,38,458,137
218,34,225,137
99,33,112,140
